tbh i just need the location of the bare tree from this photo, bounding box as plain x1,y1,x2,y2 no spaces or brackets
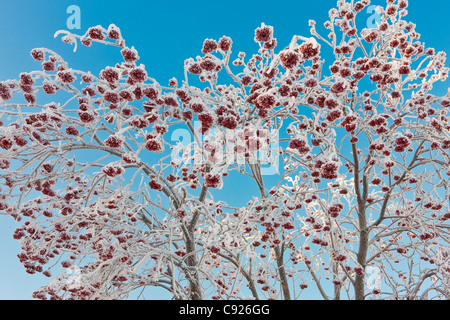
0,0,449,300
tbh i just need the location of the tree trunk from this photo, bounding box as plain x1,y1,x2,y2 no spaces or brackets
351,139,369,300
274,245,291,300
185,236,203,300
354,228,369,300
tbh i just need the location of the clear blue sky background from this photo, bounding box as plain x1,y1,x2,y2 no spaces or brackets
0,0,449,299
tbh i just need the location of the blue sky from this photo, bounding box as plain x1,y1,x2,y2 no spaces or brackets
0,0,450,299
